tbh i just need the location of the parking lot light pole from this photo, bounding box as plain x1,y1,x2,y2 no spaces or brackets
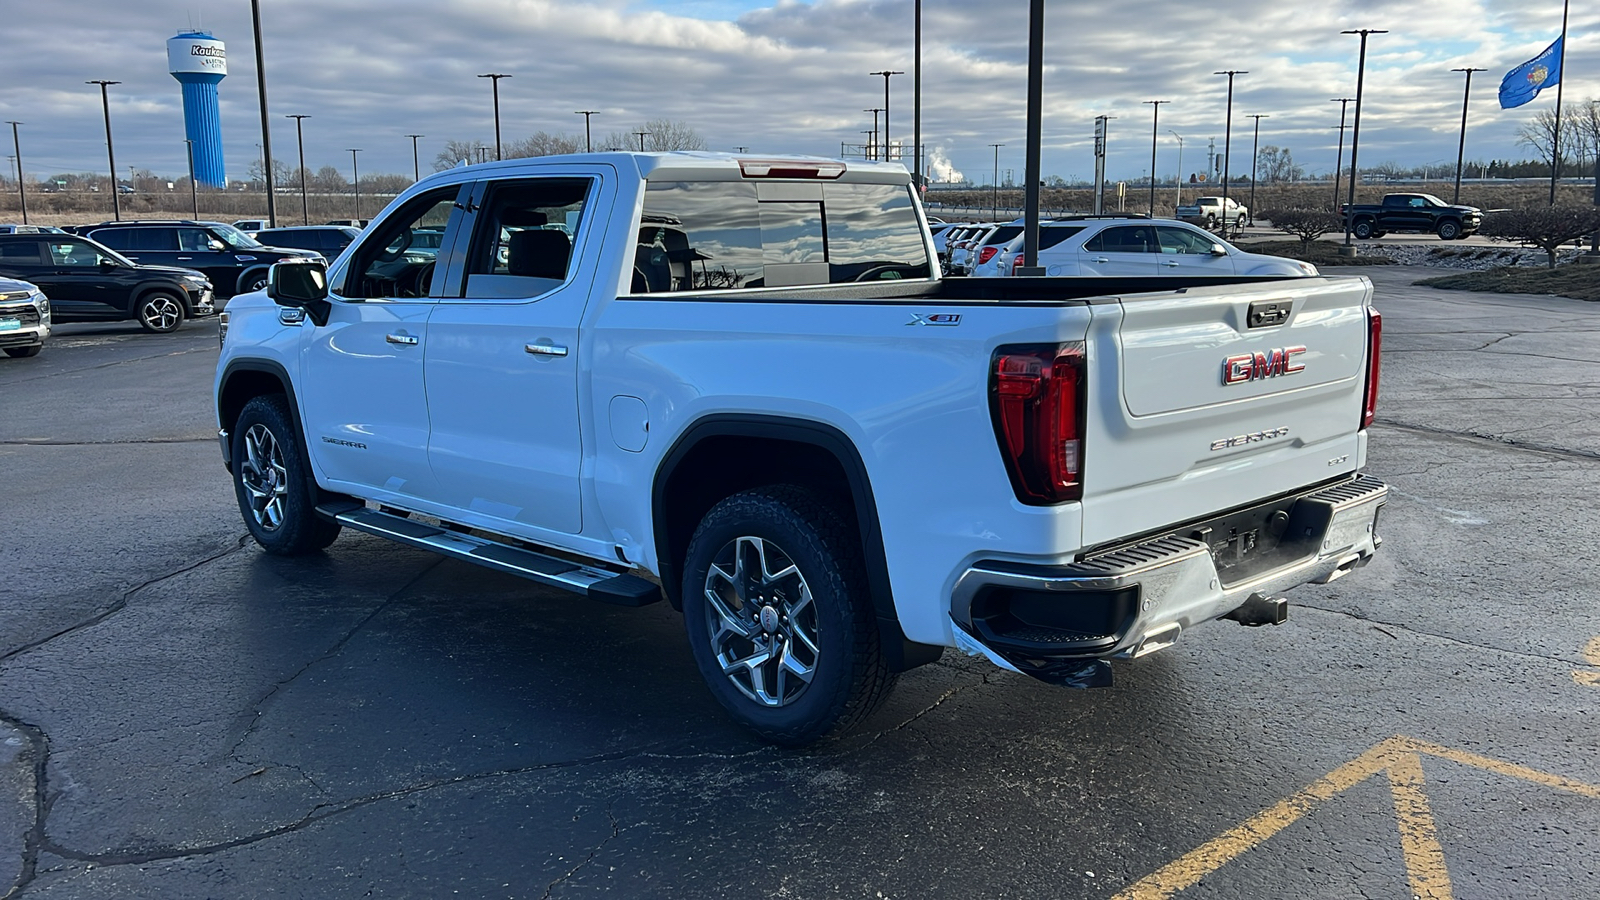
1247,113,1268,225
347,148,362,220
913,0,922,188
184,139,198,218
870,71,903,160
1143,100,1167,217
1169,130,1184,209
864,108,883,159
574,111,598,152
1214,71,1247,236
477,73,510,160
634,131,651,152
406,133,424,181
287,114,310,224
990,143,1004,219
87,80,121,220
1340,29,1386,256
7,121,26,224
1330,98,1353,210
1450,68,1485,205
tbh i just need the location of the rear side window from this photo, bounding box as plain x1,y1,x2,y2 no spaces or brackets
1083,225,1157,253
92,228,177,252
0,241,41,264
457,177,592,300
981,225,1022,247
636,180,929,293
1039,226,1083,250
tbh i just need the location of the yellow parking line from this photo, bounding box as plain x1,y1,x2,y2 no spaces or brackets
1114,736,1600,900
1575,636,1600,687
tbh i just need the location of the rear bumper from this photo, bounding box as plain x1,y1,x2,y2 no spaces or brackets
949,475,1387,685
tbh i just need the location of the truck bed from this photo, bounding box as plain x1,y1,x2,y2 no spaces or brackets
646,274,1304,306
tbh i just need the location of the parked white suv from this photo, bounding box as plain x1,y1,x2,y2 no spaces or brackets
976,217,1317,278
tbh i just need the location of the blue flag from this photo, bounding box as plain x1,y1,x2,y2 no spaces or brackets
1500,37,1562,109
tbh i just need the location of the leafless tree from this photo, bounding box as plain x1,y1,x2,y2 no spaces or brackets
1256,146,1303,184
505,131,583,158
1480,206,1600,267
1516,107,1582,170
604,119,708,152
309,165,348,192
431,139,484,172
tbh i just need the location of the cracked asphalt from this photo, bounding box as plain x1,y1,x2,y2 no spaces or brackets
2,268,1597,899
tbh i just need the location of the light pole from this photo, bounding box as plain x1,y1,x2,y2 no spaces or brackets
406,133,424,181
287,114,310,224
870,70,903,160
347,148,362,220
478,73,510,160
913,0,922,188
1143,100,1167,216
1247,113,1268,226
184,139,198,218
574,111,598,152
1214,70,1247,235
249,0,277,227
1330,98,1353,210
1450,68,1485,205
864,108,883,159
7,122,26,224
990,143,1004,219
87,80,121,220
1170,130,1184,209
634,131,651,152
1341,29,1387,255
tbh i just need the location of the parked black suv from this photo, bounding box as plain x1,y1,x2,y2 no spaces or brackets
69,220,321,298
250,225,362,258
0,233,214,333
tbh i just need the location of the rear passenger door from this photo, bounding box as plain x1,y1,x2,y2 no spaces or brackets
1080,225,1158,276
423,170,611,536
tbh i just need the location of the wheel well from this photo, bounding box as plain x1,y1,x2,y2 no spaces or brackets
218,369,288,435
132,283,184,311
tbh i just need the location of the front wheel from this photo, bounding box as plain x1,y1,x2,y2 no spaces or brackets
231,394,341,555
237,268,271,295
1236,214,1247,229
3,344,42,358
681,486,894,745
135,291,185,333
1436,220,1461,241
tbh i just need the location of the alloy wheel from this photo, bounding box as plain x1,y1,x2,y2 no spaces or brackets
239,423,289,531
139,295,182,331
702,535,819,707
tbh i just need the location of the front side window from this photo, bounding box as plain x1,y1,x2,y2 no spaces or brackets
178,228,219,252
211,224,263,250
341,187,460,299
458,177,591,300
49,240,119,266
1157,226,1219,255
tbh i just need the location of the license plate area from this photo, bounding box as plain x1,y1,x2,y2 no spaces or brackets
1186,492,1328,588
0,318,19,332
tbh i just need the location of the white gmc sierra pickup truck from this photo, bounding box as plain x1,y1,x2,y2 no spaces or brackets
214,152,1386,744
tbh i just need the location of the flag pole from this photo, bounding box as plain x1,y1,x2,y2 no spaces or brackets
1549,0,1569,206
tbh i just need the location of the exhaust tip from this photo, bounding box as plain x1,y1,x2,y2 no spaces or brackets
1224,593,1288,627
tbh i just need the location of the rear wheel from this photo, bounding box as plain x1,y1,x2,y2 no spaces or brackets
135,291,185,333
680,486,894,745
231,394,341,555
1436,220,1462,241
3,344,42,358
1352,219,1376,240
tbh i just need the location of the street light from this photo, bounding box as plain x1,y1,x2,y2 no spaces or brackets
990,143,1004,219
574,111,598,152
1450,68,1486,205
1330,98,1353,210
406,133,424,182
347,148,362,220
250,0,277,227
1247,113,1269,226
913,0,923,188
1170,130,1184,209
1340,29,1387,255
184,139,198,218
86,80,121,220
478,73,511,160
634,131,651,152
870,70,903,160
1143,100,1167,216
286,114,310,224
6,122,26,224
1214,70,1247,235
864,108,883,159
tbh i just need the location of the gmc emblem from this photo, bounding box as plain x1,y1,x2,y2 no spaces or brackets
1223,346,1307,385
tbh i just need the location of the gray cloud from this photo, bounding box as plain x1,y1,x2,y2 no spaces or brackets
0,0,1594,187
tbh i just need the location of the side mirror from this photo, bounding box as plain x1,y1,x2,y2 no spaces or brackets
1210,244,1229,257
267,260,331,325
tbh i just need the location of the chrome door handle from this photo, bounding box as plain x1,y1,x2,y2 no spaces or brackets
176,256,194,260
385,332,419,346
1091,257,1109,264
525,343,568,357
1163,260,1181,267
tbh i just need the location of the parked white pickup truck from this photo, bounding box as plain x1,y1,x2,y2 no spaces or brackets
1176,195,1249,230
215,152,1386,744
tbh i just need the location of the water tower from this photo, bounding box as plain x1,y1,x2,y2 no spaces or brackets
167,31,227,188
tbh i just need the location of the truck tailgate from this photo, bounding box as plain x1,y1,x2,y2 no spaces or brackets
1079,275,1373,549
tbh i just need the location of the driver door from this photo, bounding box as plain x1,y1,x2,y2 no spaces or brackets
296,184,469,504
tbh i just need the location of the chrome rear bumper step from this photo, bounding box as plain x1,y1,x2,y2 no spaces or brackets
316,502,661,606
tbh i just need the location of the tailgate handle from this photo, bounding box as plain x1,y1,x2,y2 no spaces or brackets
1248,300,1292,329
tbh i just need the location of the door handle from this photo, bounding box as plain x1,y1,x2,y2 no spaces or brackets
1091,257,1109,264
385,332,419,346
525,342,568,358
1163,260,1182,267
176,256,194,260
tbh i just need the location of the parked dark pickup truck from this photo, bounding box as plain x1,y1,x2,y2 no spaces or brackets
1340,193,1483,240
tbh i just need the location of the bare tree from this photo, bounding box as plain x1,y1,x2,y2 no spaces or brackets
1262,208,1343,248
309,165,348,193
505,131,583,158
604,119,708,152
246,156,293,187
1480,206,1600,268
1256,146,1303,184
1516,107,1581,170
431,139,483,172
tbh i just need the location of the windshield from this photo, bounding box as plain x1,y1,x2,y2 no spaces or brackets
410,229,445,250
212,224,265,250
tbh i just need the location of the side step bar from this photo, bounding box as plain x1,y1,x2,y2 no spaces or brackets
316,502,661,607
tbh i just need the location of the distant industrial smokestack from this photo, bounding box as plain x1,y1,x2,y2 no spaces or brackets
168,31,227,188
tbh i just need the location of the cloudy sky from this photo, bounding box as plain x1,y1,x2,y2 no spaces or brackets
0,0,1594,186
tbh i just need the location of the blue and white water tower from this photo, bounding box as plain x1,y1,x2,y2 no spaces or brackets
167,32,228,188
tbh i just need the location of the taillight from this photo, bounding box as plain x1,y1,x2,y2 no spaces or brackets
991,345,1085,504
1361,309,1381,429
978,246,999,265
1010,254,1024,275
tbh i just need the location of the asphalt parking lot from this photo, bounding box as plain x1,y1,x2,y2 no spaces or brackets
3,268,1598,899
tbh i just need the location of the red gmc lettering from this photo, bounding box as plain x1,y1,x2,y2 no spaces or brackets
1223,346,1306,385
